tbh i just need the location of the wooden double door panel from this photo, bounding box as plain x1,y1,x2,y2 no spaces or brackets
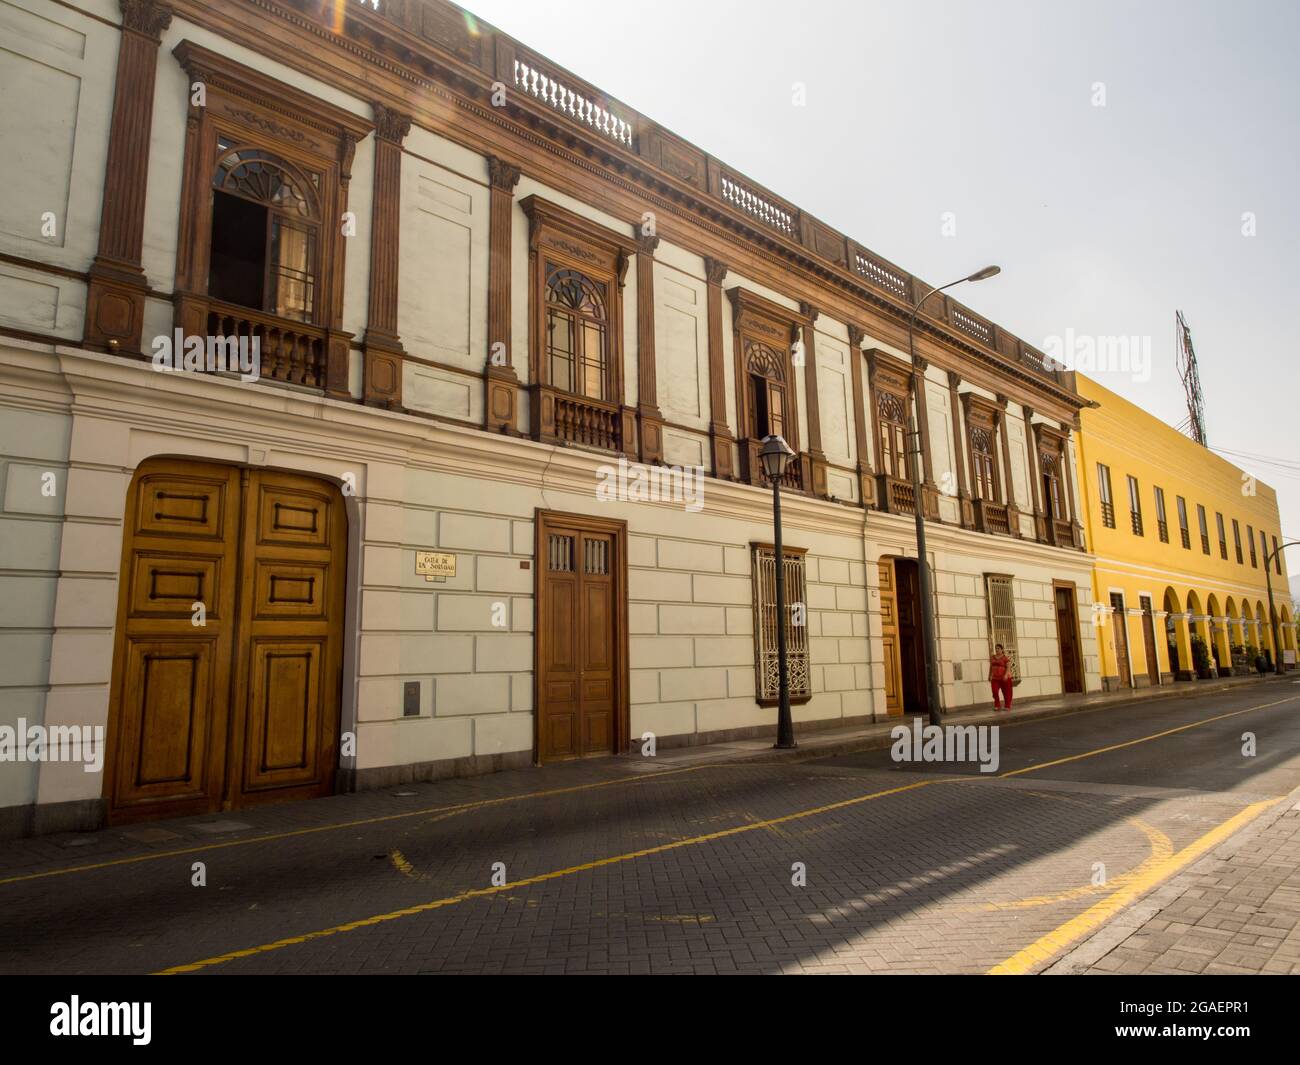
1110,592,1133,688
1140,595,1160,686
1054,583,1085,694
106,459,346,823
878,558,927,715
536,512,626,762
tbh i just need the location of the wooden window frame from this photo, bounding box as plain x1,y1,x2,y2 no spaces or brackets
750,542,811,707
171,41,372,398
1249,525,1257,567
1154,485,1169,542
1177,495,1191,549
961,393,1003,504
1197,504,1210,554
520,195,636,455
1127,474,1143,536
1232,519,1243,564
1216,512,1228,559
728,287,810,490
1098,463,1115,528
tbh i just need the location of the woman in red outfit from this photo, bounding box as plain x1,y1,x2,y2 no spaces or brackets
989,643,1013,711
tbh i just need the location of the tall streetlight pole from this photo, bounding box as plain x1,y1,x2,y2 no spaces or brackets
759,434,798,748
1264,539,1298,674
905,266,1001,727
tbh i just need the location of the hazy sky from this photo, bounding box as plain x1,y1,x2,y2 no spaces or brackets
467,0,1300,579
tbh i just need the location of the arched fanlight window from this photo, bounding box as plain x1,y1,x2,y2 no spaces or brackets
208,142,320,323
970,424,997,500
877,390,910,480
745,341,787,440
545,265,608,399
1041,451,1064,519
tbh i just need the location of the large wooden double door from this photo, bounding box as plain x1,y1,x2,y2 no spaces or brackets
105,459,346,823
535,512,627,762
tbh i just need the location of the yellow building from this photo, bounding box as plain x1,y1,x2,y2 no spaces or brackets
1075,375,1296,687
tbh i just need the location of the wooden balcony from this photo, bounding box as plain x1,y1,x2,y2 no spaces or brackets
1043,517,1079,549
972,498,1013,536
206,300,327,388
530,384,630,454
874,474,939,519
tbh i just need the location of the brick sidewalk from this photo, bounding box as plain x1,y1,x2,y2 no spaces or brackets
1048,786,1300,975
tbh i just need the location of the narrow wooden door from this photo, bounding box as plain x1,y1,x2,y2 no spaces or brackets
1110,592,1133,688
106,460,345,823
106,461,242,821
1054,584,1084,693
231,470,347,807
1140,595,1160,686
895,558,928,713
536,513,626,762
878,560,903,715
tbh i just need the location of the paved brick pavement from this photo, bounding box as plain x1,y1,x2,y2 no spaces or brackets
1049,784,1300,975
0,679,1296,975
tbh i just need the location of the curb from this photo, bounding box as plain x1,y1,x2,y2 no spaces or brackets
1043,779,1300,975
643,673,1294,771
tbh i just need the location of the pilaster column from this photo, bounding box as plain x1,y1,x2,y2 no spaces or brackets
1023,405,1045,539
994,395,1021,535
846,325,876,507
911,356,938,518
635,232,665,464
83,0,173,355
946,370,972,526
799,302,828,497
704,257,735,479
362,103,412,410
485,156,522,433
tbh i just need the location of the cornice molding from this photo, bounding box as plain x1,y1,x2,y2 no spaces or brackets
163,0,1083,414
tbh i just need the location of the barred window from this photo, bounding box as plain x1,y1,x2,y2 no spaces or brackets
985,574,1019,676
1177,495,1191,549
752,544,810,705
1248,525,1257,567
1154,486,1169,542
1216,512,1228,559
1232,519,1243,564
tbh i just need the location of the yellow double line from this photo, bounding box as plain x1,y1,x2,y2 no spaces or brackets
158,693,1298,975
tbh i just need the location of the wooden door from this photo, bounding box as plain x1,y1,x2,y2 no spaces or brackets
1140,596,1160,686
231,470,347,807
106,460,346,823
1110,591,1132,688
877,560,903,716
536,512,626,762
894,558,928,713
1054,584,1084,694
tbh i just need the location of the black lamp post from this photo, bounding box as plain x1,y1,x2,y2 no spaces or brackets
1264,540,1298,674
905,266,1001,728
759,433,798,748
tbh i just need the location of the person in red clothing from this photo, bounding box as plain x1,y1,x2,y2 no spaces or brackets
989,643,1014,711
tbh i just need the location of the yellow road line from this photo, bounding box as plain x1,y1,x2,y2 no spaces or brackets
159,692,1298,974
0,765,709,888
988,797,1282,974
156,778,940,974
998,695,1298,779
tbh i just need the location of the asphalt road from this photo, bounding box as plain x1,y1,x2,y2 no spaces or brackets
1,680,1298,974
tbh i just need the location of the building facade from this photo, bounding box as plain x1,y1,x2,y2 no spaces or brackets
0,0,1102,834
1075,375,1296,688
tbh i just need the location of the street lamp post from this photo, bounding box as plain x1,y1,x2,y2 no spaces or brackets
1264,540,1299,674
905,266,1001,728
759,434,798,748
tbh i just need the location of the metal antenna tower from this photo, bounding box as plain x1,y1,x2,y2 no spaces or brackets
1175,310,1207,447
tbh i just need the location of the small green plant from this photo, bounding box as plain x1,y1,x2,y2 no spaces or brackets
1191,635,1211,674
